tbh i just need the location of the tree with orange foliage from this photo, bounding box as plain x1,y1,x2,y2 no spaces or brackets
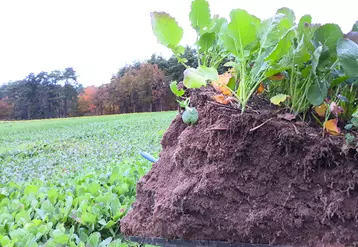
77,86,98,115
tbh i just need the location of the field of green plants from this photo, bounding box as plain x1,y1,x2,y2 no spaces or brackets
0,112,176,246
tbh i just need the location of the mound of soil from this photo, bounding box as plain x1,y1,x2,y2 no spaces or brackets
121,87,358,247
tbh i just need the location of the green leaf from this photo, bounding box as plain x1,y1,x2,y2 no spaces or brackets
228,9,259,53
209,16,227,34
265,28,295,62
183,68,212,88
337,38,358,77
99,237,113,247
352,117,358,127
197,66,218,81
24,185,38,196
87,232,101,247
330,76,350,88
81,212,97,224
88,182,101,196
150,12,183,50
314,24,343,55
198,32,216,52
227,77,236,91
276,7,295,25
189,0,211,31
47,189,58,204
170,81,185,97
307,83,328,106
312,45,323,74
175,45,185,55
52,229,69,244
352,21,358,32
259,13,292,49
182,107,199,124
270,94,289,105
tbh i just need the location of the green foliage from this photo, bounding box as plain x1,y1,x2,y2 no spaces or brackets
150,12,183,50
169,81,185,97
0,112,176,246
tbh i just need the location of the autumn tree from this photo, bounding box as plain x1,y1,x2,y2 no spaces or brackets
77,86,98,115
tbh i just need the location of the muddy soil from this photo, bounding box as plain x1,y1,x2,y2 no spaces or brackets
121,86,358,247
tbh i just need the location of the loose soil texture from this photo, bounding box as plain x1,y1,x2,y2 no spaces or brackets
121,86,358,247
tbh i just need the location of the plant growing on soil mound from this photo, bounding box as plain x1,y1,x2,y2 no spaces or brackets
151,0,358,135
120,1,358,246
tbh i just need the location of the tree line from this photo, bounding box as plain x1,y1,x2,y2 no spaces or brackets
0,46,229,120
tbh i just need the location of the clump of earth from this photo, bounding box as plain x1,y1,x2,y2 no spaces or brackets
121,86,358,247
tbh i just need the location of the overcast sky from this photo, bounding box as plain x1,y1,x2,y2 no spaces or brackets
0,0,356,87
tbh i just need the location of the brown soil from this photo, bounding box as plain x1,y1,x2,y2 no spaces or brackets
121,86,358,247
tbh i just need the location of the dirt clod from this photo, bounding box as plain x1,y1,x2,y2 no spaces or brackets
121,87,358,247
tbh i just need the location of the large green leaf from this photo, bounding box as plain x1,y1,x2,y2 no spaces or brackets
337,38,358,77
183,67,218,89
259,13,291,49
265,28,295,62
314,24,343,55
307,83,328,106
183,68,207,88
220,25,239,57
198,32,216,51
150,12,183,50
312,45,323,74
276,7,295,25
228,9,259,54
189,0,211,31
209,16,227,34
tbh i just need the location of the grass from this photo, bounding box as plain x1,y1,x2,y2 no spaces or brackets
0,112,176,247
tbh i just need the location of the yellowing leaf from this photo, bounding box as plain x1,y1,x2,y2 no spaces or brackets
324,119,341,136
269,73,285,81
212,95,230,105
315,104,327,117
270,94,289,105
257,82,264,94
212,95,237,105
211,72,232,95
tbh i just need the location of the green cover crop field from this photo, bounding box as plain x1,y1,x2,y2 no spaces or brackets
0,112,176,247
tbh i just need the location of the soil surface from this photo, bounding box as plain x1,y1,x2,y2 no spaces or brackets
121,86,358,247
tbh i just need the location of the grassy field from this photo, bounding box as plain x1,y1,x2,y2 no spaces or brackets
0,112,176,247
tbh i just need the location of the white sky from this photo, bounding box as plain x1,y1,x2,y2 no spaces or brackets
0,0,356,86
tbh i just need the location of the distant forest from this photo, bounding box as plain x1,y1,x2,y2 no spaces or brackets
0,46,230,120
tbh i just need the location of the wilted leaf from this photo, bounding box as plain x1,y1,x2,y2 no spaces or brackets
212,95,237,105
277,113,296,121
315,104,327,117
330,102,344,117
270,94,289,105
257,82,264,94
211,72,232,95
324,119,341,136
269,73,285,81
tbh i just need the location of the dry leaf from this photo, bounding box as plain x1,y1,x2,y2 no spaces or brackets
277,113,296,121
211,72,232,96
212,95,237,105
257,82,264,94
314,104,327,117
269,73,285,81
324,119,341,136
330,102,344,117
